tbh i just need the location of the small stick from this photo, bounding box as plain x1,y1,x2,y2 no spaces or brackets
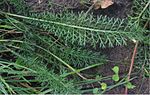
125,41,138,94
125,18,149,94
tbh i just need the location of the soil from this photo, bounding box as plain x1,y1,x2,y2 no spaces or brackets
6,0,149,94
25,0,132,18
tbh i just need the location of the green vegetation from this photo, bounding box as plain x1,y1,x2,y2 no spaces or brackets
0,0,149,94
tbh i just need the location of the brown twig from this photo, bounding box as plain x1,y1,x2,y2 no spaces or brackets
125,41,138,94
125,17,149,94
124,3,149,91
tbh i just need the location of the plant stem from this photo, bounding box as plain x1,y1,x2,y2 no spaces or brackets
0,11,133,34
125,41,138,94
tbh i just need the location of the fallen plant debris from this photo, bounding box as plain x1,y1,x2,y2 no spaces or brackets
91,0,114,9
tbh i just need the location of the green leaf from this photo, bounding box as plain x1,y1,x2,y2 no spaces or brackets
112,66,119,74
0,25,14,29
96,75,102,79
101,83,107,91
93,88,99,94
125,82,136,89
112,75,119,82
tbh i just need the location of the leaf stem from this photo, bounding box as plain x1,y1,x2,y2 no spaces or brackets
125,41,138,94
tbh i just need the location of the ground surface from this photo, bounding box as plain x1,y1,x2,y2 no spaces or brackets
3,0,149,94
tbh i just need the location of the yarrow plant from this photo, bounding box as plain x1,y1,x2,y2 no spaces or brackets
0,0,149,94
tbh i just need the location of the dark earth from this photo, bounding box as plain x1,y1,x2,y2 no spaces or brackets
2,0,149,94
